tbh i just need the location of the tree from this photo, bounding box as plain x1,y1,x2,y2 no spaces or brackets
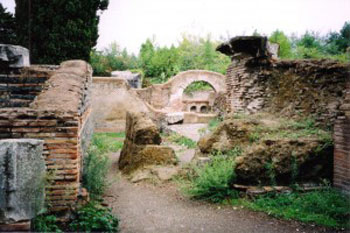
15,0,108,64
0,4,17,44
269,30,292,58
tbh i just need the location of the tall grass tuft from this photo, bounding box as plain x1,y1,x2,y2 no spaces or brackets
181,156,238,202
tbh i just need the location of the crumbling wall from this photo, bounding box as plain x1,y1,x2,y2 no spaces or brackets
225,58,348,126
119,111,176,174
218,36,350,192
219,36,349,127
0,60,93,212
333,82,350,193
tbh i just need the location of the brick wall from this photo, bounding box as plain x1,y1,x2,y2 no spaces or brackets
333,81,350,193
225,58,349,127
0,60,93,212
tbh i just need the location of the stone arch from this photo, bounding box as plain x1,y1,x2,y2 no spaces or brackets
190,106,197,112
166,70,226,111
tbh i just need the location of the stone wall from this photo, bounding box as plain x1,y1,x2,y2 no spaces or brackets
91,77,149,132
0,60,93,212
333,81,350,193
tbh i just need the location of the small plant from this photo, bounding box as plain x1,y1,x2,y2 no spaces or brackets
226,147,243,157
32,214,62,233
248,132,260,143
69,202,119,233
181,156,238,202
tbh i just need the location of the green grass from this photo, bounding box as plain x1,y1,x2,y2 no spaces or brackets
242,189,350,229
208,117,222,131
92,133,124,154
165,133,197,149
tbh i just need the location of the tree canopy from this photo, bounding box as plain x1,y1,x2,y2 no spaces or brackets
14,0,108,64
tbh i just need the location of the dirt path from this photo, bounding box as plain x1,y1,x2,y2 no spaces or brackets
167,123,207,141
105,153,332,233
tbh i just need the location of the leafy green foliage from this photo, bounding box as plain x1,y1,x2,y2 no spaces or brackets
69,202,119,233
83,133,124,198
0,4,17,44
15,0,108,64
181,156,238,202
269,30,292,58
90,42,139,76
183,81,214,95
245,189,350,229
32,215,62,233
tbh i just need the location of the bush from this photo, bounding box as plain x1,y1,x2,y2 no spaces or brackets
32,215,62,233
182,156,238,202
245,188,350,229
69,202,119,233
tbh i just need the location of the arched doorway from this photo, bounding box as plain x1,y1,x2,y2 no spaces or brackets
182,81,216,113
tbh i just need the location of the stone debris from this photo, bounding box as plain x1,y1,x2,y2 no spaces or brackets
166,112,184,125
0,139,45,224
0,44,30,68
119,111,177,174
111,70,142,88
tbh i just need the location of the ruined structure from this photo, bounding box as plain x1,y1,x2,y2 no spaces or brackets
119,111,177,174
217,36,350,192
0,139,45,228
0,58,94,212
91,76,149,132
111,70,142,88
136,70,226,112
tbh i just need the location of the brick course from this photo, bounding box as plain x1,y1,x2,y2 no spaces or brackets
0,60,93,212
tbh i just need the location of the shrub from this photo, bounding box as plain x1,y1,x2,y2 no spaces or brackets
32,215,62,233
182,156,238,202
69,202,119,233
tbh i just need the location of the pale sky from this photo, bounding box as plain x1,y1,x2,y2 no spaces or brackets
1,0,350,54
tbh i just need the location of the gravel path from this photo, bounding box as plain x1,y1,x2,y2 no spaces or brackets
105,153,334,233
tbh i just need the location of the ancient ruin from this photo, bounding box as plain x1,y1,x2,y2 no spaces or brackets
217,36,350,192
0,48,94,217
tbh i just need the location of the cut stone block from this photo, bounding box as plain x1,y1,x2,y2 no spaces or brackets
0,44,30,68
0,139,45,224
